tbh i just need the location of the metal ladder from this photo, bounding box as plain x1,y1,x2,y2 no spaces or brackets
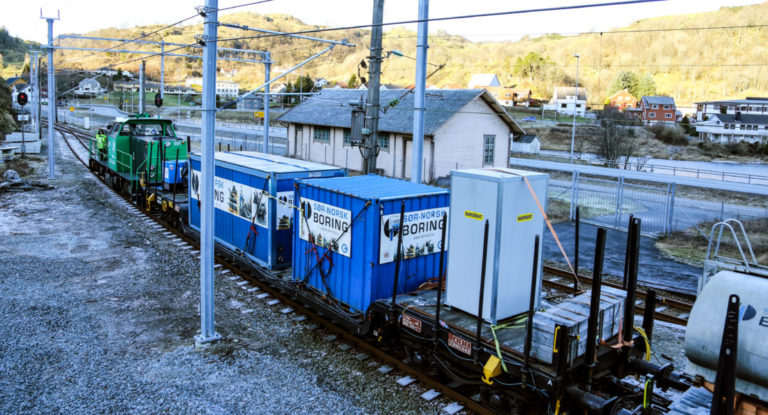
700,218,768,294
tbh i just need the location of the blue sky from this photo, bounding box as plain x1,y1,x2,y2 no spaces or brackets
8,0,766,44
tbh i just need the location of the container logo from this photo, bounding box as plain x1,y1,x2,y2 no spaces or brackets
379,207,449,264
189,168,269,229
299,198,352,258
740,304,757,321
464,210,483,220
517,213,534,222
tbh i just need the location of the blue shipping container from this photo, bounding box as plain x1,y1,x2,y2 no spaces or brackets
189,152,345,269
164,159,188,184
293,175,450,314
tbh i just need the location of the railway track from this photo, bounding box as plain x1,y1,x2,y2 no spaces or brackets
52,121,495,415
542,265,694,326
54,121,696,413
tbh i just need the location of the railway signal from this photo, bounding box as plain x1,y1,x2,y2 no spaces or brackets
154,94,163,108
17,92,28,106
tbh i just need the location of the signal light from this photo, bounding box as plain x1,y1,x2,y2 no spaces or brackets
154,94,163,108
17,92,28,106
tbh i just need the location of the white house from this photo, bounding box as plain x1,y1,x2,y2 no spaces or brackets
543,86,587,117
695,97,768,122
695,113,768,145
510,134,541,154
216,80,239,98
468,73,500,89
314,78,328,88
97,67,118,77
74,78,106,96
277,89,525,183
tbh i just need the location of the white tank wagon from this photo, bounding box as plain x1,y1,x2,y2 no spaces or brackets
685,270,768,402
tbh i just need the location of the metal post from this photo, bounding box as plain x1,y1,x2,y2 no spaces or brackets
667,183,676,235
391,202,406,306
363,0,384,174
34,52,42,139
570,54,580,163
574,206,580,295
475,220,490,364
615,176,624,228
411,0,428,184
263,52,271,153
139,61,145,114
196,0,221,345
522,234,540,386
433,213,447,343
585,227,606,392
160,39,165,100
44,15,57,179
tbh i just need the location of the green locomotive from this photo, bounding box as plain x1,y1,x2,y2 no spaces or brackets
89,114,188,205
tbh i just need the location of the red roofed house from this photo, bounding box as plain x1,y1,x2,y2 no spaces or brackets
640,96,677,125
608,89,638,110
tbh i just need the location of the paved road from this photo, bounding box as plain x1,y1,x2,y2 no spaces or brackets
542,222,701,295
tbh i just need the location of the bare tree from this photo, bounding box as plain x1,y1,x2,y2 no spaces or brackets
597,120,643,168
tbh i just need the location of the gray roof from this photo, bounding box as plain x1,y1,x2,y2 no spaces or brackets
553,87,587,101
642,96,676,106
515,134,540,144
277,89,524,135
712,113,768,125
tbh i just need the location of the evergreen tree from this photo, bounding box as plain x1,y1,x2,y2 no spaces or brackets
636,73,657,97
607,71,639,96
348,74,359,89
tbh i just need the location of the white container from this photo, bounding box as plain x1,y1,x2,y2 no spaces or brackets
445,168,548,323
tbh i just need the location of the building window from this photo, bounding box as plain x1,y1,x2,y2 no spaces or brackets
483,135,495,166
378,134,389,151
343,129,351,146
740,124,745,130
663,105,670,110
665,113,672,118
648,112,656,118
560,103,567,109
575,104,582,108
313,126,330,143
651,104,659,109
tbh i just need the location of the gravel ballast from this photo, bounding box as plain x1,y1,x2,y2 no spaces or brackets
0,131,447,414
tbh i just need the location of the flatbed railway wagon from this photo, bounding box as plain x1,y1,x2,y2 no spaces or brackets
88,114,188,205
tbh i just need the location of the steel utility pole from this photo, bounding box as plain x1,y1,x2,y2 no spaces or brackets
160,39,165,100
34,52,42,139
411,0,429,183
362,0,384,175
196,0,222,346
139,60,146,114
41,10,59,179
263,51,271,153
570,54,580,163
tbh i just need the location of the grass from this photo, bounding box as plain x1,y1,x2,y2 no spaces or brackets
656,217,768,266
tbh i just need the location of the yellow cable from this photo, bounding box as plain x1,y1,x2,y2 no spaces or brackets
633,326,652,361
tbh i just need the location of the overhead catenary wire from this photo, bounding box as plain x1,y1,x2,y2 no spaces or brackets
213,0,667,44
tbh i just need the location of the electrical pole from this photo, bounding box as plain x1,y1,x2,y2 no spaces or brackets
263,51,271,154
411,0,429,183
362,0,384,175
196,0,221,346
139,60,145,114
35,52,42,139
570,54,580,163
160,39,165,100
41,10,59,179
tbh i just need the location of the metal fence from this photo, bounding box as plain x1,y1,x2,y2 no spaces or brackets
548,171,768,237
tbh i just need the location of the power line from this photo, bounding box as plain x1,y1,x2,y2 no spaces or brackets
214,0,665,44
60,14,200,66
214,0,274,12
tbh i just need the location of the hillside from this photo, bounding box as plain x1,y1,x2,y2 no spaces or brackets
7,3,768,105
0,27,40,79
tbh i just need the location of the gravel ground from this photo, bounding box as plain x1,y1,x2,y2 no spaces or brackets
0,131,448,414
